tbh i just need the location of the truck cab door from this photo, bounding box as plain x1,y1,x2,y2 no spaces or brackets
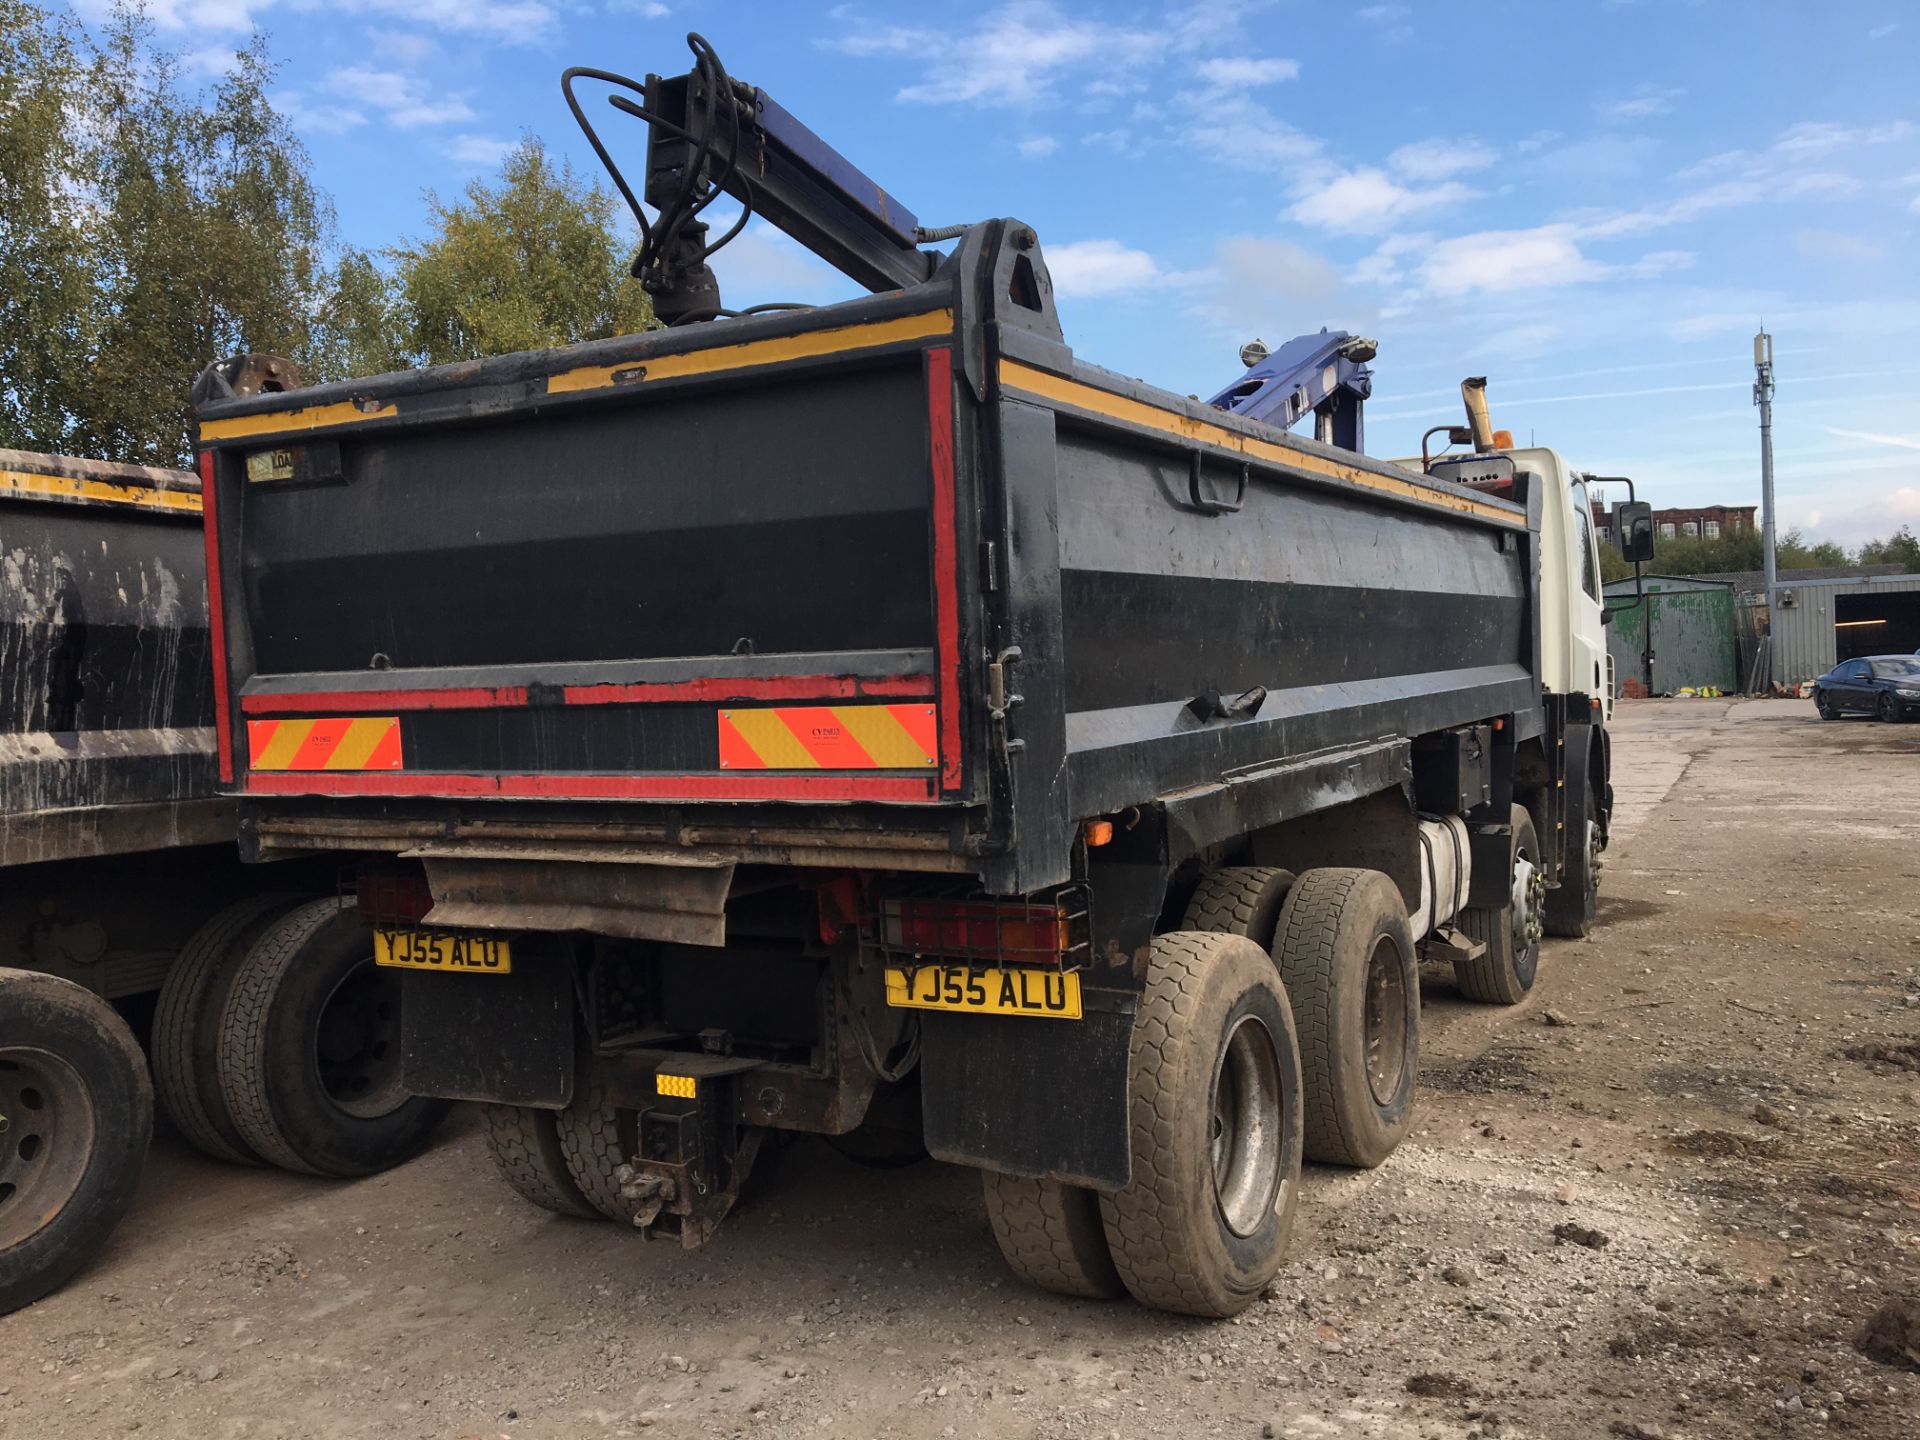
1567,481,1608,712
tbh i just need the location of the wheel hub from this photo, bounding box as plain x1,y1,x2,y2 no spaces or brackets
1362,935,1409,1107
316,961,408,1120
1210,1015,1286,1238
0,1047,95,1252
1511,853,1546,950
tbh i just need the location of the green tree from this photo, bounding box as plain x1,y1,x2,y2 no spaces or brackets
0,0,94,452
1856,525,1920,571
393,138,653,365
81,17,331,465
308,248,410,384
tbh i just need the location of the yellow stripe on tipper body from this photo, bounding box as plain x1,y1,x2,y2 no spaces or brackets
0,468,201,515
322,716,401,770
997,359,1526,528
546,311,954,395
199,398,398,442
723,710,822,769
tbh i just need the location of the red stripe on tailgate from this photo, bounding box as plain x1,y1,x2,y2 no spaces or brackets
925,347,964,790
239,673,935,715
242,772,937,802
198,451,234,782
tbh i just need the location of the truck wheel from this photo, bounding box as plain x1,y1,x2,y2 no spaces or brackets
981,1172,1125,1299
554,1065,637,1223
1454,806,1545,1005
1098,932,1303,1317
0,970,152,1315
1545,741,1600,938
152,893,306,1166
1181,866,1296,951
1270,869,1418,1168
481,1105,600,1219
218,898,450,1177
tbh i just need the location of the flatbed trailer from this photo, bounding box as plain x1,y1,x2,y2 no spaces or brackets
194,207,1629,1314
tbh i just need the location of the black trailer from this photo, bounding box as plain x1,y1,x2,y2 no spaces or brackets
194,212,1609,1315
0,449,444,1316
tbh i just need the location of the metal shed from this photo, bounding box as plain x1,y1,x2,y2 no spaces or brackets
1767,572,1920,686
1603,575,1738,697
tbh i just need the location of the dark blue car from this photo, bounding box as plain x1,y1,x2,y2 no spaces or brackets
1814,654,1920,721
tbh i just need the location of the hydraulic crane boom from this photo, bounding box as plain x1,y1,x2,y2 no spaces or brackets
569,34,1377,448
1206,329,1376,453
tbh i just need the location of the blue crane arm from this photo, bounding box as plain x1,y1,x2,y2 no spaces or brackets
1207,329,1377,453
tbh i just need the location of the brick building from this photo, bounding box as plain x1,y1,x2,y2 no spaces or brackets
1591,502,1757,546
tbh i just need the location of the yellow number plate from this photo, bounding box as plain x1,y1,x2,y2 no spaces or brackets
374,930,512,974
883,965,1081,1020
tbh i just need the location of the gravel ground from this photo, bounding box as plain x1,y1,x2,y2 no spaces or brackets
2,697,1916,1440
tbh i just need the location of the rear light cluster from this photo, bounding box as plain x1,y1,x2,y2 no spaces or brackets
865,887,1091,971
354,866,434,928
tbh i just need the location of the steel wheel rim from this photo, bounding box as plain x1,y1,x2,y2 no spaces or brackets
1363,935,1410,1107
316,959,408,1119
0,1047,95,1250
1210,1014,1285,1238
1511,845,1545,979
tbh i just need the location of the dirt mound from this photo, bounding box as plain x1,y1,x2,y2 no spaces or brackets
1667,1129,1782,1159
1854,1300,1920,1371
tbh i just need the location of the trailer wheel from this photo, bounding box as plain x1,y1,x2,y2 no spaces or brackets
152,893,307,1166
481,1105,600,1219
0,970,152,1315
1180,866,1296,951
1454,806,1545,1005
1098,932,1303,1317
982,1173,1125,1300
218,898,450,1177
554,1064,637,1223
1545,741,1601,939
1269,869,1418,1168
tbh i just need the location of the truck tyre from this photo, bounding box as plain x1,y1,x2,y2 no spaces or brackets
481,1105,600,1219
1269,869,1418,1168
1180,866,1296,951
1098,932,1304,1317
1545,740,1600,939
554,1065,636,1223
152,893,306,1166
218,898,450,1177
1454,806,1545,1005
0,970,152,1315
982,1172,1125,1299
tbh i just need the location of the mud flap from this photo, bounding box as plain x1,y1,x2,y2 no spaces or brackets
399,952,573,1108
917,992,1134,1191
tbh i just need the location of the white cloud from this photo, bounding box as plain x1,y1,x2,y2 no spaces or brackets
1419,225,1606,297
328,67,475,128
444,134,516,166
1082,128,1137,154
1387,136,1498,180
1773,119,1913,157
1628,249,1695,278
1017,135,1058,159
1046,239,1162,297
1184,94,1325,174
1288,168,1475,235
1911,193,1920,215
295,0,555,41
1868,22,1900,38
1182,235,1362,348
1823,426,1920,451
1356,4,1412,41
1794,229,1884,263
828,7,1158,105
709,221,860,305
1597,85,1685,121
1194,56,1300,86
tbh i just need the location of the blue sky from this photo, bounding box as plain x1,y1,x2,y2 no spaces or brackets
70,0,1920,545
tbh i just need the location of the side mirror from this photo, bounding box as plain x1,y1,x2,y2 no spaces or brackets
1616,500,1655,563
1599,607,1614,627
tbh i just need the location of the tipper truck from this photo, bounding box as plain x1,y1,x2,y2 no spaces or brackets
0,444,445,1314
187,38,1655,1317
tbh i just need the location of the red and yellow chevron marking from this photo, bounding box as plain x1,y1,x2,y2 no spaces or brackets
246,717,403,772
717,705,937,771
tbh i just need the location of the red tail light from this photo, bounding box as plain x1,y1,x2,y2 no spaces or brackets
356,867,433,928
871,896,1081,968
